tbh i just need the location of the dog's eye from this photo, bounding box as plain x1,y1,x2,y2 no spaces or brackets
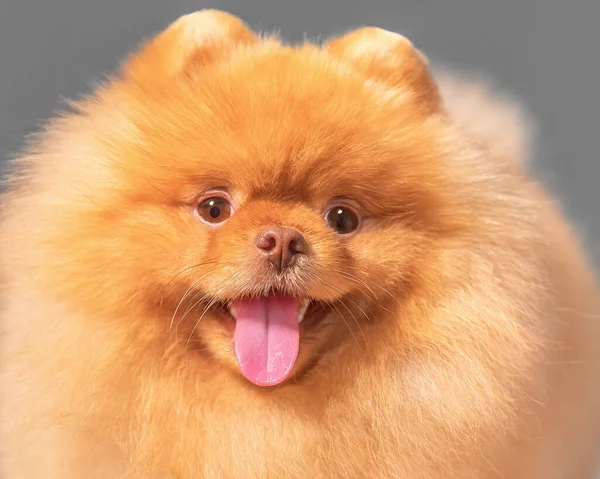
197,197,232,224
325,206,359,235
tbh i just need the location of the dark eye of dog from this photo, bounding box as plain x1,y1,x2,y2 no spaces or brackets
325,206,359,235
198,197,232,224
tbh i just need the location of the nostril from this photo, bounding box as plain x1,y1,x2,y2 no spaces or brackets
288,235,307,256
256,234,277,252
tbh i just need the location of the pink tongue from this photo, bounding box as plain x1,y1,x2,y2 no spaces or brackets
233,295,299,387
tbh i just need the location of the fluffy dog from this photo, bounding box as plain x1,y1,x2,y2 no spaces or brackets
1,10,599,479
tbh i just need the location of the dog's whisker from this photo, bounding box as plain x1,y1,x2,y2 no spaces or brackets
169,268,218,332
186,295,222,348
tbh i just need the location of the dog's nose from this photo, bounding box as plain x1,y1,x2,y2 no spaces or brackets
255,227,307,271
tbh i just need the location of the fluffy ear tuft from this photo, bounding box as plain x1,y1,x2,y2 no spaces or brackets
124,10,257,87
326,27,441,113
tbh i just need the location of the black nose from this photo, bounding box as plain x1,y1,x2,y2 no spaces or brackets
255,227,307,272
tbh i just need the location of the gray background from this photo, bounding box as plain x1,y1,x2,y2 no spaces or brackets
1,0,599,264
0,0,599,475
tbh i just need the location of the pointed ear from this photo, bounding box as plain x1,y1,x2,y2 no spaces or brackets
325,27,441,113
124,10,257,87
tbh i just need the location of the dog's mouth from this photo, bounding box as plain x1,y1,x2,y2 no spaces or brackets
214,293,328,387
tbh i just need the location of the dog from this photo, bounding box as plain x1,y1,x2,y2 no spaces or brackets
1,10,599,478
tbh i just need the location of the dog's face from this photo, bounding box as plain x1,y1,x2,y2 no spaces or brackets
36,12,466,386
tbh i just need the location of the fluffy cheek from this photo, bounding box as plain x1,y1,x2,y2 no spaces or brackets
45,202,213,314
346,223,430,303
118,208,205,290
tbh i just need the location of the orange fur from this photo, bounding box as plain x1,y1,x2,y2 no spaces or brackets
1,10,600,478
